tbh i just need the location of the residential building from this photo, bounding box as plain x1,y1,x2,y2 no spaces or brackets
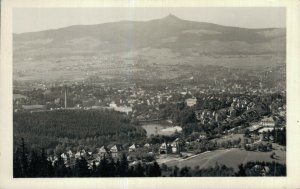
185,97,197,107
159,142,171,154
97,146,109,160
260,117,275,127
110,145,123,159
22,105,46,111
171,138,185,154
128,144,136,152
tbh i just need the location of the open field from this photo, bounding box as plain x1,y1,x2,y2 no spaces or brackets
159,148,286,171
211,133,245,144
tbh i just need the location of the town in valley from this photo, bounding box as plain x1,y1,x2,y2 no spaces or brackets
13,12,286,177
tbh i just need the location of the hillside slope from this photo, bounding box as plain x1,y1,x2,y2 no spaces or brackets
13,14,286,82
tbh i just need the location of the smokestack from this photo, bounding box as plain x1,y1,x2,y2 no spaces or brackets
64,89,67,109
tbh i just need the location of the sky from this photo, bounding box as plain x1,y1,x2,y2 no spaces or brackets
13,7,286,34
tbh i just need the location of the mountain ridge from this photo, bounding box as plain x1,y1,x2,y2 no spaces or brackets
13,14,286,82
14,14,285,50
14,14,284,36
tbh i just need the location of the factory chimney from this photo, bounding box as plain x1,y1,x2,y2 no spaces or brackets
64,89,67,109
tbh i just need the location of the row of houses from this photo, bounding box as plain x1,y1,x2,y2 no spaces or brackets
194,107,239,125
48,143,154,167
48,137,190,168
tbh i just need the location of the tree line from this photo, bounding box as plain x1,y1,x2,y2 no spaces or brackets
14,138,161,177
14,139,285,177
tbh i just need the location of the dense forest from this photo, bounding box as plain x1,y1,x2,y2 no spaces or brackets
14,139,286,177
13,110,146,151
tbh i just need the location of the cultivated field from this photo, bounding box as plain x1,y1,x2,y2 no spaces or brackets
160,148,286,171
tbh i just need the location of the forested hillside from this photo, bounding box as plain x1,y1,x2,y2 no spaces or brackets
13,110,146,151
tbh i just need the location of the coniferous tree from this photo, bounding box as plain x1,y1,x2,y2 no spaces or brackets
237,163,246,176
135,163,145,177
107,157,116,176
127,166,135,177
39,149,50,177
172,165,179,177
28,150,40,177
115,159,121,176
90,161,98,177
14,140,53,178
46,158,54,177
53,155,67,177
75,157,89,177
99,157,109,177
21,138,29,177
152,162,161,176
13,152,22,178
15,138,29,177
180,167,190,177
119,153,128,177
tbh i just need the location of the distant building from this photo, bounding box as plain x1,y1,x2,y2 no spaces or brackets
91,106,114,111
109,102,117,108
54,98,61,105
60,153,68,161
114,106,132,115
258,127,274,133
198,132,207,140
260,117,275,127
13,94,28,101
110,145,123,159
195,110,202,120
75,152,81,159
97,146,109,160
75,149,87,159
180,91,188,96
22,105,46,111
157,96,163,104
171,138,185,154
185,97,197,107
159,142,171,154
128,144,136,152
66,150,74,161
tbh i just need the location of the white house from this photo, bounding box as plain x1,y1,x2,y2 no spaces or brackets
128,144,136,152
260,117,275,127
110,145,123,159
185,97,197,107
171,138,185,154
114,106,132,115
159,143,171,154
144,143,150,148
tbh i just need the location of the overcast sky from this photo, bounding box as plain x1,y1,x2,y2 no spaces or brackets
13,7,285,34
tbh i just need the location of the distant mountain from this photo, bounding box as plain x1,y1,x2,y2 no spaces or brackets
13,14,286,82
13,14,285,60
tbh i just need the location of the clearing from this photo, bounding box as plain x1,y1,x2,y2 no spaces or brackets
159,147,286,171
